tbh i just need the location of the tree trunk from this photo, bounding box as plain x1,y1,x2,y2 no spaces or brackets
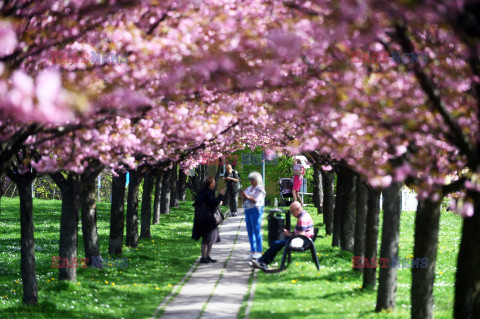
194,165,206,195
363,188,381,289
81,172,101,266
170,165,179,208
313,165,323,214
178,169,187,201
411,198,441,319
140,173,154,238
51,173,81,281
202,164,208,182
376,182,402,312
126,169,141,248
160,168,172,214
322,170,335,236
109,172,126,255
12,171,38,305
454,192,480,318
213,164,222,194
153,170,162,224
332,168,345,247
340,168,356,252
353,179,368,272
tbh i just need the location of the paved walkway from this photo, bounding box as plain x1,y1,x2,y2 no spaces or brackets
153,209,256,319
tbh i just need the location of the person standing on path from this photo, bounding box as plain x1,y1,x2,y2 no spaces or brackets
192,177,226,264
223,164,240,217
292,159,305,206
241,172,266,261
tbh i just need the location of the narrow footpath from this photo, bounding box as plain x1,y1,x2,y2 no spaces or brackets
152,208,256,319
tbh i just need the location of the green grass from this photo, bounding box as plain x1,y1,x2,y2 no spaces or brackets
248,206,462,318
0,197,221,319
0,199,462,318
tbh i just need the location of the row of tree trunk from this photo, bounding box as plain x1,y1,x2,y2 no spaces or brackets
11,159,480,318
9,164,188,305
311,162,455,318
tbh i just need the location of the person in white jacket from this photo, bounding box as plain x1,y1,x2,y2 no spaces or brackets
240,171,266,260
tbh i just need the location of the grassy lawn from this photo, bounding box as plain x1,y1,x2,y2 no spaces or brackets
0,197,213,319
248,206,462,319
0,198,462,318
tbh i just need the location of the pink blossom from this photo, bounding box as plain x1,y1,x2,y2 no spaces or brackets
395,145,408,156
460,201,474,218
36,69,62,105
381,175,393,188
394,163,412,182
0,21,18,57
267,29,302,59
11,71,34,96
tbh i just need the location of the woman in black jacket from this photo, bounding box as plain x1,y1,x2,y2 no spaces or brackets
192,176,225,263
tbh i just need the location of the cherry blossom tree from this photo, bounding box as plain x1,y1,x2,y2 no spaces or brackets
2,0,480,316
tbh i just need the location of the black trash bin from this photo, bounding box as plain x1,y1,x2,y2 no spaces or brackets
268,209,285,246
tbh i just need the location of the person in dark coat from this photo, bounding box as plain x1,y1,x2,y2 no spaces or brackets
192,176,225,263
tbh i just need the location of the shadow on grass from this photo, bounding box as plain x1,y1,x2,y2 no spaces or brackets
318,269,362,282
0,197,204,319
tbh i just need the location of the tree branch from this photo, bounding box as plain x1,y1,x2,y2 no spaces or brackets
442,176,467,195
393,22,479,168
49,172,66,188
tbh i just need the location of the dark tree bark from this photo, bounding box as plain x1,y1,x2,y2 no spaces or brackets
340,168,356,253
202,164,208,182
196,164,207,194
213,164,222,194
109,172,126,255
178,169,187,201
332,167,345,247
376,182,402,312
353,179,368,272
160,168,171,214
153,170,162,224
191,165,200,195
80,170,101,266
313,165,324,214
322,170,335,236
170,164,179,208
312,166,320,208
363,188,381,289
140,173,155,238
0,124,40,181
8,169,38,305
412,198,441,319
454,192,480,318
188,164,205,198
50,172,82,281
126,169,141,248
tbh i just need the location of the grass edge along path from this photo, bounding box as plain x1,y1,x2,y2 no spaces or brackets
198,217,243,318
150,258,200,318
237,268,257,319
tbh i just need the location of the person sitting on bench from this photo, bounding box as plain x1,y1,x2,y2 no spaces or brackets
251,201,313,271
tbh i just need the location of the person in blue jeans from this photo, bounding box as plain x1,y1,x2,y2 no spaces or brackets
240,171,266,261
251,201,314,271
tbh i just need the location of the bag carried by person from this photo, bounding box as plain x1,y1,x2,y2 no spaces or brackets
213,207,225,225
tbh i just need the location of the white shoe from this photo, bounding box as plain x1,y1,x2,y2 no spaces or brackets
252,252,262,259
251,259,268,271
244,253,254,261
